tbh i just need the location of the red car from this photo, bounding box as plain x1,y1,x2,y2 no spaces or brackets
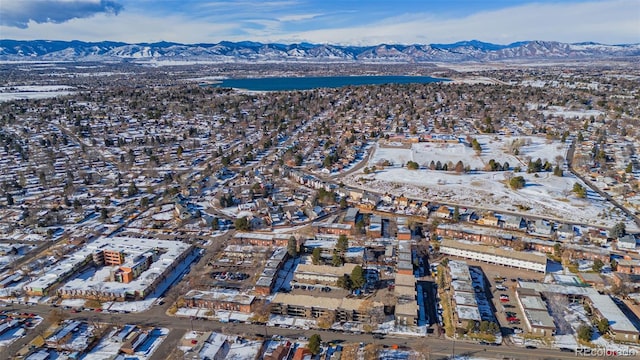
500,298,510,302
507,316,518,322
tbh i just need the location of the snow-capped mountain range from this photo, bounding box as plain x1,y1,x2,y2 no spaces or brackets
0,39,638,62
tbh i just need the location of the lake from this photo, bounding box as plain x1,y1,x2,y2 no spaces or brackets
210,75,448,91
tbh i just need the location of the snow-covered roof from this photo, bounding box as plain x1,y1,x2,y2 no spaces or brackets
520,281,638,334
588,294,638,334
185,289,255,305
524,309,556,329
26,236,191,297
456,305,481,321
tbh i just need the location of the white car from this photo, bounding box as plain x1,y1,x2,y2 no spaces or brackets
496,285,507,291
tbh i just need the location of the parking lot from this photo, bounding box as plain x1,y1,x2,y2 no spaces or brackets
455,259,545,338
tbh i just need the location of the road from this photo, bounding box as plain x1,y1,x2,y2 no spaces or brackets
3,302,585,360
566,139,640,229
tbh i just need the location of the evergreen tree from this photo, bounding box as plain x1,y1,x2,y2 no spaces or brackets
350,265,365,289
553,165,563,177
331,252,343,267
287,236,298,257
308,334,322,355
336,234,349,252
312,248,322,265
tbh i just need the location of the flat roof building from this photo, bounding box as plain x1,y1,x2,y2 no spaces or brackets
440,238,547,273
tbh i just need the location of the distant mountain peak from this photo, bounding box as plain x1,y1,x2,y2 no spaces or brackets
0,39,637,63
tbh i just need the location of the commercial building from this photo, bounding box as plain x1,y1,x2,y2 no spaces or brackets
254,247,289,296
292,263,357,286
26,236,194,300
184,289,257,313
439,238,547,273
270,293,383,323
519,282,639,343
446,261,481,328
515,288,556,337
394,273,418,327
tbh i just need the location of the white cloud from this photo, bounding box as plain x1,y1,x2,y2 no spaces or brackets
0,12,236,43
0,0,637,45
277,13,323,22
233,0,640,45
1,0,123,28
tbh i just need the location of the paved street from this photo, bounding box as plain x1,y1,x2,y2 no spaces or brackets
2,302,584,359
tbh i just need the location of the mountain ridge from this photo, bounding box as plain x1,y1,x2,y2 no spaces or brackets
1,39,638,62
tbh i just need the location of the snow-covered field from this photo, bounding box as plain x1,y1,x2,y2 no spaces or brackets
352,136,630,227
0,85,75,102
370,136,567,171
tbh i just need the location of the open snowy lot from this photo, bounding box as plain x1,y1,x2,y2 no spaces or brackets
370,136,567,171
351,136,631,228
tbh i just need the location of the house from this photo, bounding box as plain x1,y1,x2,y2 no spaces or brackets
264,342,292,360
617,235,637,250
434,206,451,220
556,224,575,239
477,213,499,227
293,348,312,360
531,219,553,237
502,215,525,230
588,229,608,246
349,189,364,202
362,192,380,207
394,195,409,208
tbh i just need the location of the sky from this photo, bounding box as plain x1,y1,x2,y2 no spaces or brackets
0,0,638,45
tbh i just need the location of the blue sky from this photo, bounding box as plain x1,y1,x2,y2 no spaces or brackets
1,0,638,45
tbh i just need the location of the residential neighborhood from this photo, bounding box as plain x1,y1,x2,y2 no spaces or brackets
0,38,639,360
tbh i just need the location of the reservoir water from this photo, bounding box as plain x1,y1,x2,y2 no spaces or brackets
211,75,448,91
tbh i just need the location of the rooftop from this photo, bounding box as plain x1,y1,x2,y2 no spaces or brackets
184,289,255,305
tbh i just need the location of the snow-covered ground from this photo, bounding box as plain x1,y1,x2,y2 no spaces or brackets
0,85,75,102
351,136,630,227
